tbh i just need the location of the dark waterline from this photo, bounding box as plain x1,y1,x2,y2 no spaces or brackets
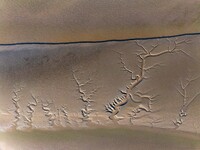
0,32,200,46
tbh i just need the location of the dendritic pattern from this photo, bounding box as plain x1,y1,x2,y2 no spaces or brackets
60,105,70,126
105,37,192,122
41,99,57,127
10,87,23,129
105,74,142,121
72,68,98,123
128,91,160,124
22,94,38,128
3,36,200,132
173,72,200,129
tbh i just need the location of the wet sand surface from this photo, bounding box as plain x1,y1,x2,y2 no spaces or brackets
1,1,200,150
1,34,200,133
1,0,200,43
0,127,200,150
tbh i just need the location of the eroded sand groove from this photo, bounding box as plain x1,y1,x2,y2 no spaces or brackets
0,34,200,133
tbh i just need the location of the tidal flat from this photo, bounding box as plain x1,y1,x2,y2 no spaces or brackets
0,127,200,150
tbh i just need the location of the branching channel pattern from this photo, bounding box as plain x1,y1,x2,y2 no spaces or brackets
173,73,200,129
10,87,23,129
23,94,38,128
41,100,57,127
72,68,97,122
105,38,191,122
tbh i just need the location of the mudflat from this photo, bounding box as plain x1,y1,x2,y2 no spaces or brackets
1,127,200,150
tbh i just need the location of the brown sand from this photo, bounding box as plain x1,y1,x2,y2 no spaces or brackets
0,34,200,133
1,0,200,43
0,127,200,150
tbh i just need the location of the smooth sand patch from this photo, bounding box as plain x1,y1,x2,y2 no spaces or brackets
0,127,200,150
